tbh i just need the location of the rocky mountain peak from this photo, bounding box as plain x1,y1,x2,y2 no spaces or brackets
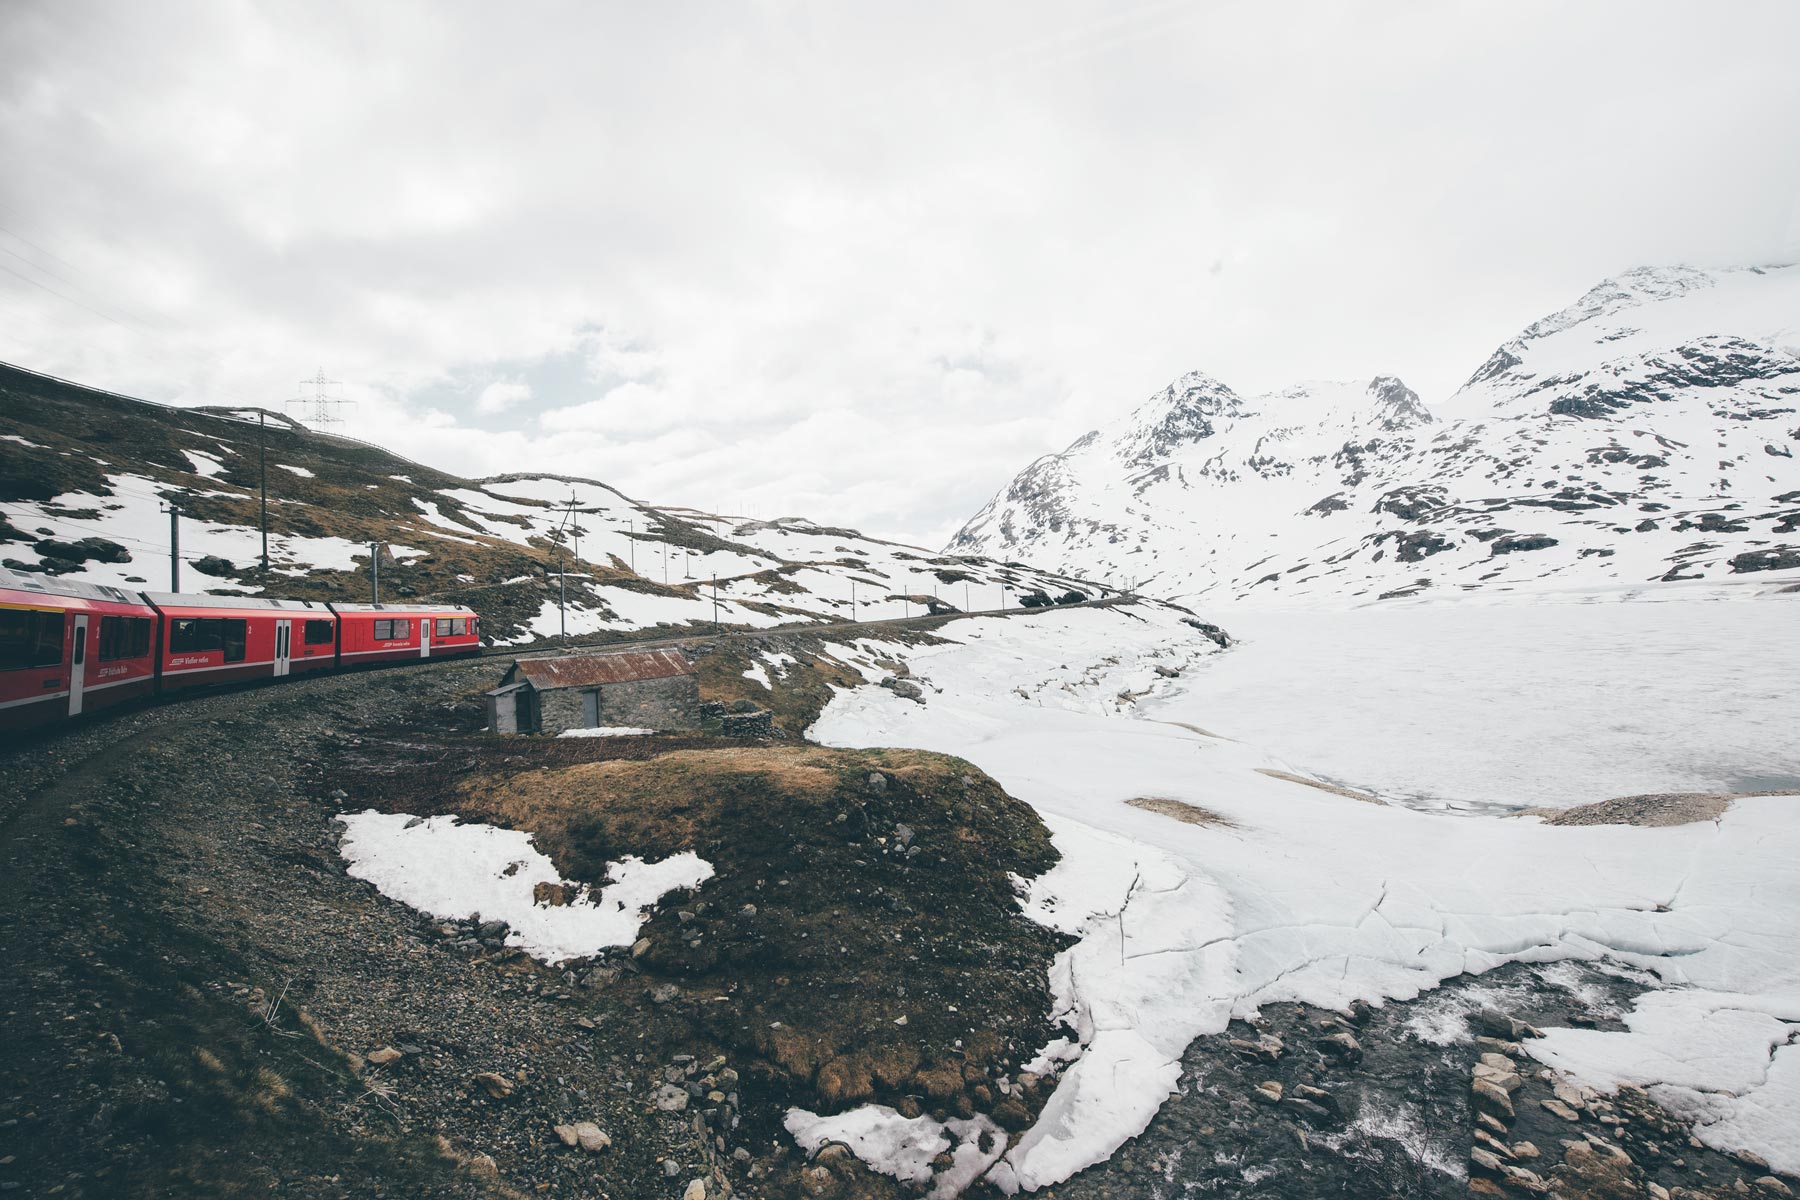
1118,370,1244,464
952,263,1800,602
1366,376,1432,430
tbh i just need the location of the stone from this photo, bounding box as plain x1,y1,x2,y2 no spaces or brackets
467,1154,500,1179
1292,1083,1337,1114
1477,1036,1526,1058
866,772,888,791
1479,1052,1517,1071
1252,1080,1283,1105
1553,1081,1587,1109
553,1124,579,1147
1513,1141,1541,1160
1472,1078,1516,1122
1554,1139,1640,1200
1317,1030,1363,1064
1478,1112,1510,1136
1476,1009,1544,1041
1472,1146,1504,1173
663,1160,683,1177
1474,1062,1526,1094
477,919,509,941
800,1165,835,1197
682,1180,708,1200
1753,1180,1794,1198
652,984,680,1004
366,1046,403,1066
1500,1164,1549,1194
1541,1098,1582,1122
1229,1034,1284,1062
654,1083,690,1112
473,1071,514,1099
571,1122,609,1152
1475,1129,1514,1158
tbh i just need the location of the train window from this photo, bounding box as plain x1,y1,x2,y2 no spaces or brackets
452,617,467,635
393,618,410,639
221,619,247,663
98,616,152,662
435,618,451,636
0,608,65,671
169,617,224,653
373,619,393,640
303,619,335,645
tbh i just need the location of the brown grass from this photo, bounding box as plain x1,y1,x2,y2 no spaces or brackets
1125,796,1235,827
1254,767,1386,805
428,741,1070,1134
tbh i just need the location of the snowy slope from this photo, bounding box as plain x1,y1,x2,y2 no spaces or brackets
0,365,1114,643
951,264,1800,602
801,598,1800,1192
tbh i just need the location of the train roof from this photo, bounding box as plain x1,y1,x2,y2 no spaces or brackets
142,591,331,612
329,602,477,614
0,566,152,607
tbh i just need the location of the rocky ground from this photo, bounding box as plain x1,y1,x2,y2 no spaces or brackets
0,654,1065,1200
4,657,1797,1200
1052,961,1798,1200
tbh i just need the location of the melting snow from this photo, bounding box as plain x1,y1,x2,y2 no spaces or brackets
807,598,1800,1187
336,811,712,963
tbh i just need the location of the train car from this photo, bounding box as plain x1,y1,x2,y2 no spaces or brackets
143,592,338,693
329,602,480,665
0,567,161,731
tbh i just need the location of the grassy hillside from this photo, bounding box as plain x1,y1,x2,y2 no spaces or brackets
0,363,1115,643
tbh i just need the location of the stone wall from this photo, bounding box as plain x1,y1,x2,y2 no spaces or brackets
598,674,701,731
534,674,701,735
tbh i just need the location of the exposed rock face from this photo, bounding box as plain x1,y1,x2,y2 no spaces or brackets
950,264,1800,600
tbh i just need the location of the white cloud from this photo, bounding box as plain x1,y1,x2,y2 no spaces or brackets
2,0,1797,544
476,378,531,414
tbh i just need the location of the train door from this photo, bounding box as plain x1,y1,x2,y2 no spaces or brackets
420,618,431,658
68,614,89,716
274,619,292,677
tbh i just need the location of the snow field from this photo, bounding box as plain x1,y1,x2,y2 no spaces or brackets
808,600,1800,1187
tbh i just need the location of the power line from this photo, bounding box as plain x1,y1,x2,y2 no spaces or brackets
0,240,156,334
0,260,140,332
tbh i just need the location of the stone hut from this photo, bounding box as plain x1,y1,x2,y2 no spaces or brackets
485,648,700,736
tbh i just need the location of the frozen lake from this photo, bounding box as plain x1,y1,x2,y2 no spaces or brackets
1153,593,1800,811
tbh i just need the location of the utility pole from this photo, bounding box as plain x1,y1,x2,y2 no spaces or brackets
850,578,857,622
369,541,380,604
712,578,720,632
552,499,575,644
628,516,635,574
662,541,668,584
570,496,579,568
163,500,180,591
258,411,269,573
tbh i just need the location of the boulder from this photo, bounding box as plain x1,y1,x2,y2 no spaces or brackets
1472,1078,1516,1122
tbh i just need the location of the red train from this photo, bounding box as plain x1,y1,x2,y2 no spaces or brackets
0,567,480,733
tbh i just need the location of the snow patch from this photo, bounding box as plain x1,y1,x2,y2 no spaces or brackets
336,811,712,963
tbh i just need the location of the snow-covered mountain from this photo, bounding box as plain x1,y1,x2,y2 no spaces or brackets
0,365,1116,643
950,264,1800,602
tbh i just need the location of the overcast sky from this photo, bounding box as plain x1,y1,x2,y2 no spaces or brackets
4,1,1798,547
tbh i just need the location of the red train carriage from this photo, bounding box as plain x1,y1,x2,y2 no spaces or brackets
328,602,479,665
143,592,337,693
0,568,160,731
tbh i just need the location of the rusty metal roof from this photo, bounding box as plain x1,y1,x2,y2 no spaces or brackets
512,648,695,689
